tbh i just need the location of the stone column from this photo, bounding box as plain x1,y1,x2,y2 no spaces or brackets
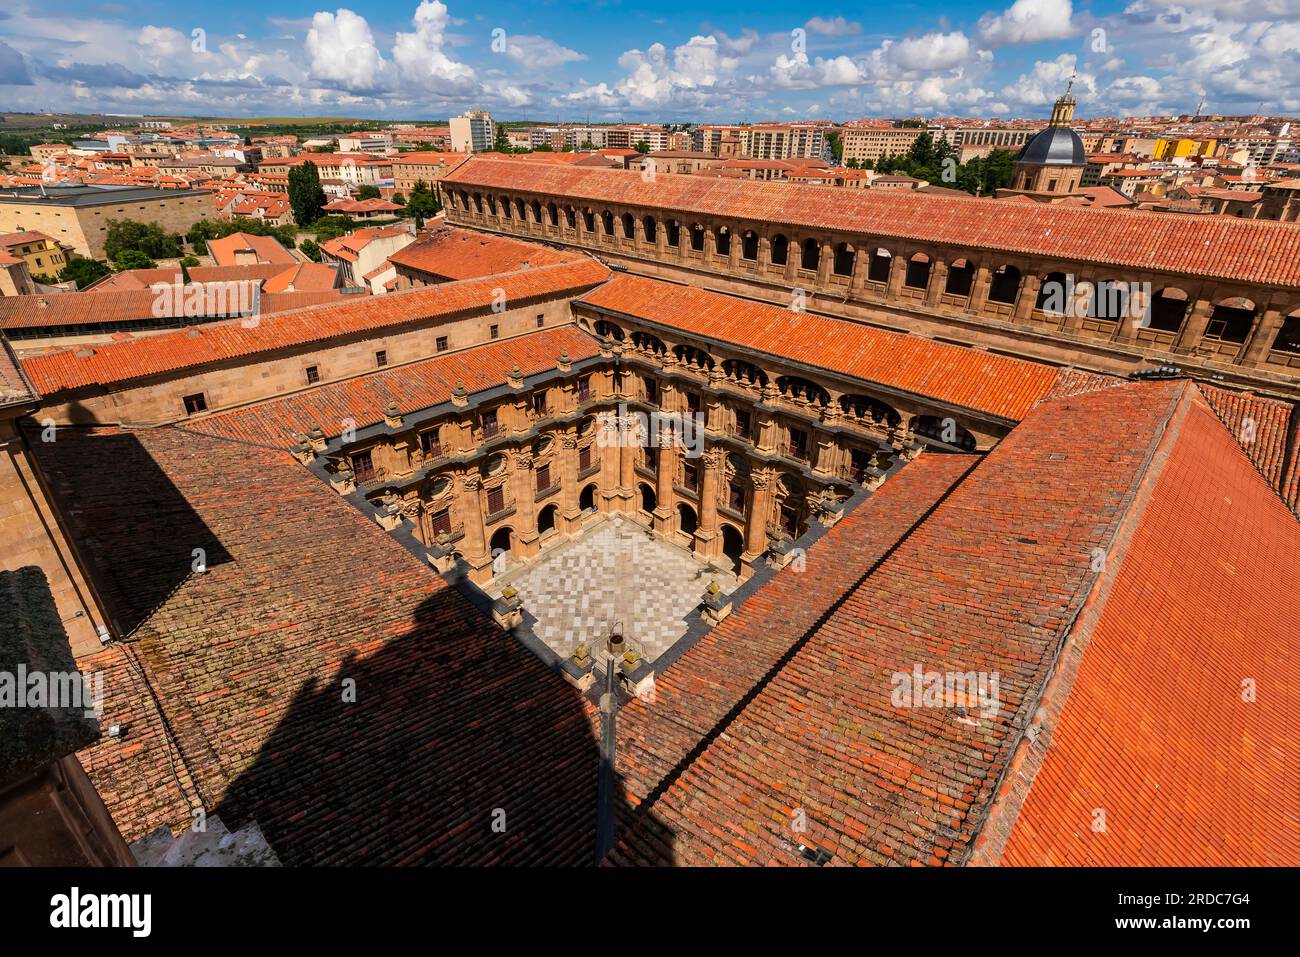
653,441,677,535
783,245,798,284
511,451,539,558
886,253,906,299
560,432,582,531
817,240,833,286
742,470,774,561
1240,304,1285,366
459,474,490,575
967,265,992,315
849,247,869,297
1013,273,1042,323
924,259,949,308
695,447,721,560
1173,291,1215,353
618,411,638,513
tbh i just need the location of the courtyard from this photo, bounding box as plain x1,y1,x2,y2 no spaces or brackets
485,516,740,663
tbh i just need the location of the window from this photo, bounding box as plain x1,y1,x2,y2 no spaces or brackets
487,486,505,515
577,376,592,402
375,350,388,368
436,336,449,352
305,365,320,384
490,324,500,340
536,463,551,492
532,392,548,416
579,445,592,471
351,450,375,482
683,462,699,491
734,409,751,440
482,409,499,438
728,482,746,512
182,392,207,415
430,508,452,536
420,429,442,456
645,379,658,405
789,427,808,460
536,313,545,328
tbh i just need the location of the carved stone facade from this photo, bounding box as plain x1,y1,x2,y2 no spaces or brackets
322,328,944,585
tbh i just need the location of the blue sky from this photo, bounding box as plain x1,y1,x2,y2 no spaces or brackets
0,1,1297,120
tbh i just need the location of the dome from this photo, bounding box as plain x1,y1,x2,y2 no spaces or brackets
1018,125,1085,167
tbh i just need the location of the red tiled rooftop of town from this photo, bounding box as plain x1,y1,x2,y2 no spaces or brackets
444,156,1300,288
388,225,584,281
206,232,297,266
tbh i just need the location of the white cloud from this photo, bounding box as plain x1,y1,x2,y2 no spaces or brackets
805,16,863,36
502,34,585,68
306,8,388,90
391,1,476,90
980,0,1077,45
887,32,974,70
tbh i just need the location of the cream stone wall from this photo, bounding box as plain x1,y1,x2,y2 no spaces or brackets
0,193,212,260
39,296,576,426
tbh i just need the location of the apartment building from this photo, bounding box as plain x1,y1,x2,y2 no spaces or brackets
449,111,496,153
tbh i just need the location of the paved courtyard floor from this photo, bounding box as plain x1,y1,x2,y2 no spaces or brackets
486,516,739,663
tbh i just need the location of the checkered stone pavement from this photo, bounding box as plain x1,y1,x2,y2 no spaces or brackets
487,516,739,662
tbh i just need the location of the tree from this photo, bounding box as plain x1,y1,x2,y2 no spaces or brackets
357,184,381,200
288,160,328,226
310,215,358,242
391,191,406,206
491,126,512,154
633,140,651,154
826,131,843,164
113,249,157,271
300,239,323,262
579,140,596,150
533,143,553,152
57,256,111,289
104,219,182,261
186,217,297,250
406,179,441,228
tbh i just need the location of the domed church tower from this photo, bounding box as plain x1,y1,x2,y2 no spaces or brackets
1005,79,1087,198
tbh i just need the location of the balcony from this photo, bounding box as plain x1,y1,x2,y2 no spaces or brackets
481,420,500,440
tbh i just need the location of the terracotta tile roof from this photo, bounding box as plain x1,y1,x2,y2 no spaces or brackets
388,225,583,281
580,273,1060,421
613,454,976,821
0,230,58,248
193,326,600,446
991,390,1300,866
444,156,1300,288
322,197,403,214
206,232,296,266
259,261,341,293
0,288,344,333
33,425,599,864
1195,383,1294,501
318,225,411,263
20,259,608,394
612,380,1228,866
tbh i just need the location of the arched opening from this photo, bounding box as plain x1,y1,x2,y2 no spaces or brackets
642,215,657,243
674,344,714,370
537,503,558,536
621,212,635,239
601,209,614,236
723,358,767,387
594,319,625,341
1148,287,1189,333
1205,297,1256,344
1273,310,1300,353
677,502,698,536
666,219,680,247
632,331,667,355
1087,279,1129,322
988,265,1021,305
565,205,577,229
472,192,483,213
715,226,731,257
912,415,977,452
721,524,744,574
770,233,788,266
946,259,975,297
868,247,892,284
515,198,527,220
840,393,901,428
801,237,821,271
690,223,705,252
1036,271,1069,313
547,202,558,226
489,525,514,560
741,230,758,261
500,195,513,219
639,483,657,514
530,199,541,223
833,242,855,277
905,252,931,289
777,375,830,408
582,209,595,232
579,483,598,512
